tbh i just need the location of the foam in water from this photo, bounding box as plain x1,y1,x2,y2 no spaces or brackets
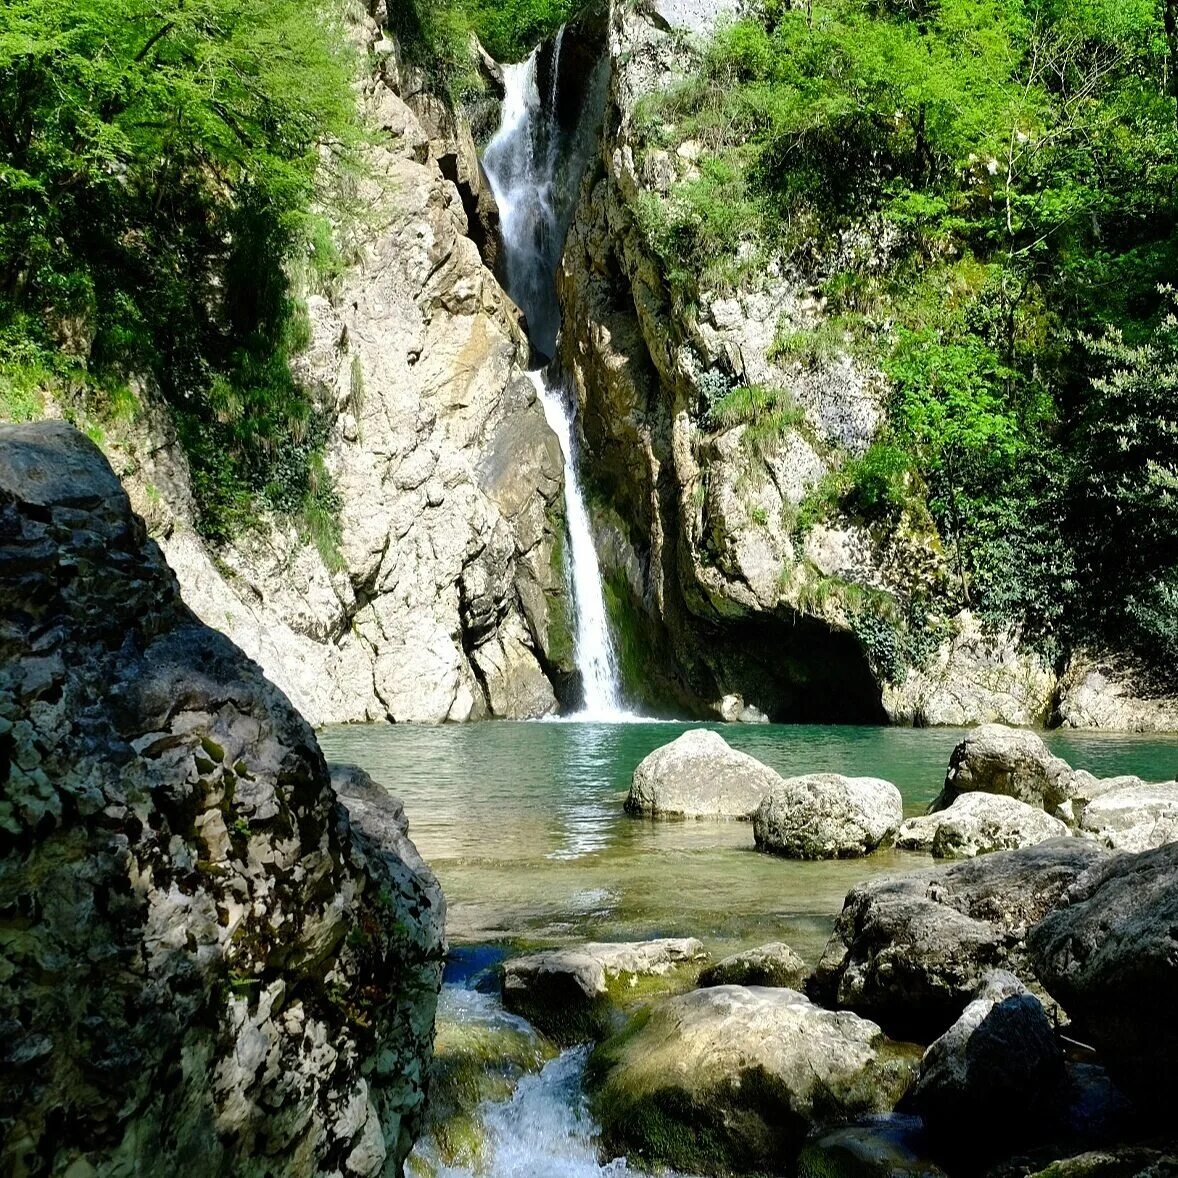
482,44,632,720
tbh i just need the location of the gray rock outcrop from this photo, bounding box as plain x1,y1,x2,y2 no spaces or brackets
1074,779,1178,852
697,942,806,989
501,938,705,1043
592,985,918,1174
1028,842,1178,1116
941,724,1077,814
0,423,446,1176
753,774,903,859
626,729,782,819
897,792,1071,858
909,972,1065,1154
809,840,1110,1039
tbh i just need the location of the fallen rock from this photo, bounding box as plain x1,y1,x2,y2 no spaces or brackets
942,724,1077,814
1028,842,1178,1116
798,1116,948,1178
501,938,705,1043
592,986,918,1174
753,774,903,859
809,840,1110,1040
626,729,782,819
910,972,1065,1156
0,423,445,1176
1075,780,1178,852
697,942,806,989
898,792,1072,858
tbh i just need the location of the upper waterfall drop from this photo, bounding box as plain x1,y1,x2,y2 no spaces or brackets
482,38,629,721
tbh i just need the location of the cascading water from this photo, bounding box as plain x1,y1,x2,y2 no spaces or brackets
482,44,628,720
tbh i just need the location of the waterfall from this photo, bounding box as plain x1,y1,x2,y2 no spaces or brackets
483,42,628,720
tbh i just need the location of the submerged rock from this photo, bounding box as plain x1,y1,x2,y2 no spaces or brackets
500,938,705,1044
0,423,445,1176
809,840,1110,1040
753,774,903,859
898,792,1071,858
626,729,782,819
942,724,1077,814
1028,842,1178,1116
910,971,1065,1157
697,942,806,989
592,985,918,1175
798,1115,948,1178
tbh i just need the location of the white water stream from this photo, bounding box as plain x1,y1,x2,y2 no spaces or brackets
482,48,629,719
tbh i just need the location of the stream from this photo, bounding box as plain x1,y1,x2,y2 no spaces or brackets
318,720,1178,1175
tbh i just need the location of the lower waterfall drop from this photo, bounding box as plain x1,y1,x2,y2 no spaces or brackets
528,371,626,720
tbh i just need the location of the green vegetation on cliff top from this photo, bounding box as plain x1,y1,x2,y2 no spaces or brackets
636,0,1178,680
0,0,360,553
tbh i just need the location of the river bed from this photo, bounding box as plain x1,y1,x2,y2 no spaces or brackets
317,720,1178,1176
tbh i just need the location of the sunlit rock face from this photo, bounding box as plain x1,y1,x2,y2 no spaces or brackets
0,422,445,1177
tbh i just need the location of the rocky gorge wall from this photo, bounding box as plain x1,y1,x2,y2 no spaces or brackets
0,421,445,1174
61,1,575,727
554,0,1178,729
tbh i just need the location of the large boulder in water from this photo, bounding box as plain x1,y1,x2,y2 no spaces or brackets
697,942,806,989
500,938,705,1043
626,729,782,819
0,423,445,1176
809,840,1110,1040
1028,842,1178,1116
942,724,1077,814
897,792,1071,858
909,971,1066,1157
591,986,918,1175
1075,779,1178,851
753,774,903,859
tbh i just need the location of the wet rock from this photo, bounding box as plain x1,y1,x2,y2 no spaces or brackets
798,1115,948,1178
1028,842,1178,1116
810,840,1110,1040
898,793,1071,858
500,938,705,1044
942,725,1077,814
626,729,782,819
697,942,806,989
754,774,903,859
0,423,445,1176
592,985,918,1174
910,972,1065,1156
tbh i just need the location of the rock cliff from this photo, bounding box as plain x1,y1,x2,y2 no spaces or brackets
0,422,445,1175
68,2,573,726
555,0,1062,723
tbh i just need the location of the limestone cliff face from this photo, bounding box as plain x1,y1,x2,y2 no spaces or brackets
555,0,1057,724
95,5,572,726
0,422,445,1176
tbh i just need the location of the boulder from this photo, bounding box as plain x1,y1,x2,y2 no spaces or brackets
798,1116,948,1178
910,971,1065,1156
753,774,903,859
0,423,445,1176
592,986,918,1174
898,792,1071,858
809,840,1111,1040
697,942,806,989
1021,1147,1178,1177
1075,779,1178,852
626,729,782,819
1028,842,1178,1116
942,724,1076,814
500,938,705,1043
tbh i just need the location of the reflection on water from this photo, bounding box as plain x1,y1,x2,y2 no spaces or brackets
318,720,1178,958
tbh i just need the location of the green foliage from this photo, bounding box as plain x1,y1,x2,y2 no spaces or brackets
0,0,361,546
708,383,806,454
468,0,580,63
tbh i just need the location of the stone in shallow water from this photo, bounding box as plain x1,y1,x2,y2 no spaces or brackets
753,773,903,859
500,938,706,1044
897,792,1071,858
591,985,918,1175
697,941,806,989
626,729,782,820
797,1115,948,1178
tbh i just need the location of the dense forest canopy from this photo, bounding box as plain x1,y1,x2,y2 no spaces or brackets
635,0,1178,681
